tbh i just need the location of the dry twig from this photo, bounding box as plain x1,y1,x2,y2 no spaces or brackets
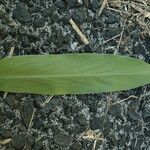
69,19,89,45
0,138,12,145
98,0,107,16
112,95,138,105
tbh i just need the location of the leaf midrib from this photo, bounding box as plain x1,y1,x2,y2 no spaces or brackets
0,72,150,79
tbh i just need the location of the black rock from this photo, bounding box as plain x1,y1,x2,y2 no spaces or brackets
76,114,89,126
33,141,44,150
34,17,45,28
33,95,45,109
128,110,141,121
90,0,100,11
18,26,26,35
42,7,55,17
40,97,61,114
20,102,34,128
82,139,93,149
90,117,101,130
52,11,61,23
67,0,79,8
5,94,18,108
71,142,82,150
144,128,150,137
12,134,26,149
107,132,118,146
27,135,36,146
0,25,8,40
33,117,43,129
21,36,30,47
142,106,150,122
71,7,87,24
28,5,41,14
0,0,7,5
106,14,119,24
9,28,17,37
83,0,90,7
106,26,120,38
54,132,71,147
13,3,31,23
5,110,15,119
0,128,11,139
108,105,122,118
55,0,66,9
27,34,40,42
0,108,6,125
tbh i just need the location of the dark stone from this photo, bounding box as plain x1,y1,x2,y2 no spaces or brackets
33,141,44,150
5,94,18,108
82,139,93,149
131,32,140,39
144,36,150,54
0,0,7,5
90,0,100,11
144,128,150,137
128,110,141,121
84,44,94,52
108,105,122,118
12,134,26,149
67,0,79,8
42,7,55,17
21,36,30,47
76,114,89,126
20,0,31,4
54,133,71,147
132,44,146,56
27,34,40,42
63,103,72,116
106,26,120,38
83,0,90,7
9,28,17,37
99,114,112,135
27,135,35,146
106,14,119,24
90,118,101,130
13,3,31,23
11,118,21,126
0,25,8,40
5,110,15,119
52,11,61,23
34,17,45,28
20,102,34,128
0,128,11,139
28,6,41,14
40,97,61,114
33,117,43,129
0,108,6,125
18,26,26,35
51,27,64,46
71,7,87,24
33,95,45,109
107,132,118,146
142,106,150,122
55,0,66,9
90,102,97,113
71,142,82,150
134,136,144,149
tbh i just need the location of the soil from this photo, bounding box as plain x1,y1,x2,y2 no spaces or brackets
0,0,150,150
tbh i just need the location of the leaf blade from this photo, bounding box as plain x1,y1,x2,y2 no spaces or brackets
0,54,150,95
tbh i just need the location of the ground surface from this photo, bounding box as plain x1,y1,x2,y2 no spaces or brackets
0,0,150,150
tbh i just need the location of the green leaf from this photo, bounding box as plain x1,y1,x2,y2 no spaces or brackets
0,54,150,95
